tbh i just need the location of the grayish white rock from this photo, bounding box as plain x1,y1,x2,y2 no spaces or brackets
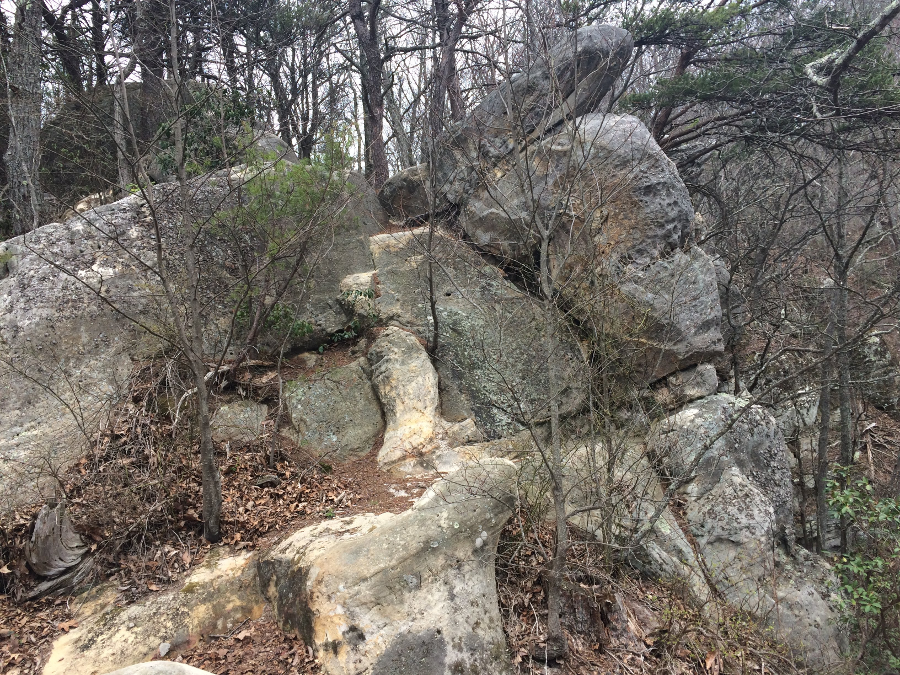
210,400,268,444
258,458,517,675
370,228,586,439
368,327,440,467
649,394,845,667
284,358,384,462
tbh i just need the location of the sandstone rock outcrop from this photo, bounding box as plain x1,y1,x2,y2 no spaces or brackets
258,459,517,675
368,327,440,467
370,227,586,438
427,25,634,210
649,394,845,666
43,551,265,675
0,168,384,506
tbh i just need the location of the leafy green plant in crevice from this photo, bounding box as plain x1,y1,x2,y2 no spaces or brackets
828,467,900,672
214,132,353,363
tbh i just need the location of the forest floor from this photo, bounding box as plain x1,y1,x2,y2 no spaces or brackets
4,335,895,674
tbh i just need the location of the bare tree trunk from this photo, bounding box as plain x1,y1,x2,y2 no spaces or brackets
385,73,414,169
169,0,221,542
3,0,43,235
91,0,107,86
135,0,168,148
349,0,389,188
815,293,835,554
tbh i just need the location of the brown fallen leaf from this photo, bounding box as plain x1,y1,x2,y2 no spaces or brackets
56,621,78,633
234,630,251,641
147,583,161,591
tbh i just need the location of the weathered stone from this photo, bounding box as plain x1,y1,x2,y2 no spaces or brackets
538,439,711,608
252,131,300,163
377,164,430,219
0,168,385,509
653,363,718,410
105,664,216,675
461,114,694,267
651,394,793,543
613,248,724,381
339,271,378,323
284,358,383,462
432,25,634,210
458,114,722,382
258,459,517,675
648,394,845,666
852,329,900,410
44,551,265,675
284,170,386,349
370,227,586,439
368,327,440,468
211,400,268,444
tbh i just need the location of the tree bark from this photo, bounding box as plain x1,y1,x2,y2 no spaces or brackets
3,0,44,235
348,0,389,188
815,291,836,554
135,0,168,148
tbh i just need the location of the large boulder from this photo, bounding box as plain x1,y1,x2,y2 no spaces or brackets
0,168,385,508
648,394,846,666
43,551,265,675
377,164,430,219
460,114,694,267
368,227,586,439
258,459,517,675
284,357,384,462
367,327,440,467
429,25,634,210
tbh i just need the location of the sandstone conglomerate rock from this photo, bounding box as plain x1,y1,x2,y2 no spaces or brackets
259,459,517,675
370,227,586,438
284,357,384,462
43,551,265,675
368,327,440,467
649,394,845,666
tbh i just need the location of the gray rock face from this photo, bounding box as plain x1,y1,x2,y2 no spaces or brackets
284,358,384,462
614,248,723,381
0,169,383,508
258,459,516,675
370,227,586,439
377,164,430,219
461,114,694,267
653,363,718,409
294,171,386,347
853,329,900,410
649,394,845,666
651,394,793,542
211,400,268,444
368,327,440,467
432,25,634,209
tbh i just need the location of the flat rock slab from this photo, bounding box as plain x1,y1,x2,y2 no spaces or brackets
105,663,216,675
44,551,265,675
258,458,517,675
